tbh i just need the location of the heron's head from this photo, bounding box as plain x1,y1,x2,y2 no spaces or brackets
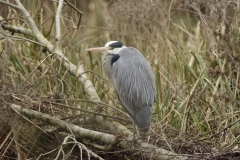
85,41,126,54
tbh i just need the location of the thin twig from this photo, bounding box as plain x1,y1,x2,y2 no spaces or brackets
42,98,128,117
64,0,83,28
64,0,83,15
17,53,55,90
209,118,240,139
42,101,129,122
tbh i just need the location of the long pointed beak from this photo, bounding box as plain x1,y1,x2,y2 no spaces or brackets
85,47,109,52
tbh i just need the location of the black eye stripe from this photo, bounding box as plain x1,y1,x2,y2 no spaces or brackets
111,54,120,66
109,41,123,48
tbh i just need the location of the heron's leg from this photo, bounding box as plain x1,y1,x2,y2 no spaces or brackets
133,122,136,141
136,125,140,138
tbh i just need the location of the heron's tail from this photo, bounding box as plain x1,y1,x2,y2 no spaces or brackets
135,105,152,133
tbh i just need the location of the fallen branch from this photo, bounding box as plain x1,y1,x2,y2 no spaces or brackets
10,103,189,160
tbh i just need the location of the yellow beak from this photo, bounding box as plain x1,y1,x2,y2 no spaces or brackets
85,47,109,52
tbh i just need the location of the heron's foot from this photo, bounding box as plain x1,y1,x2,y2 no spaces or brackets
126,135,142,144
126,133,151,144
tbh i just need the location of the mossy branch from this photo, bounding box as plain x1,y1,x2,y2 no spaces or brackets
11,103,188,160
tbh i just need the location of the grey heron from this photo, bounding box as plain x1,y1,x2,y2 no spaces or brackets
86,41,156,139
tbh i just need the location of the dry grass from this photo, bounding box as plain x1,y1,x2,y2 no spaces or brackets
83,0,240,158
1,0,240,159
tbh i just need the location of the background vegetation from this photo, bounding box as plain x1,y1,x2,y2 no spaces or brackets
0,0,240,159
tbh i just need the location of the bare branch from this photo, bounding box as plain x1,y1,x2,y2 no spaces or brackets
0,0,21,10
10,105,53,139
14,0,41,33
0,21,35,38
55,0,64,49
11,103,189,160
0,16,101,103
11,103,116,143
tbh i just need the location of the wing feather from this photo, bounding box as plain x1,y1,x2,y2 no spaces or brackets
112,47,156,130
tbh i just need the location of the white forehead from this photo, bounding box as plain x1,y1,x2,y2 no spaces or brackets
104,41,119,47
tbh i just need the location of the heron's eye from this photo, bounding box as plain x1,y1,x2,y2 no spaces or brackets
110,47,114,50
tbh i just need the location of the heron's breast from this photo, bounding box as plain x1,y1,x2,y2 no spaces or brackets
103,54,120,81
